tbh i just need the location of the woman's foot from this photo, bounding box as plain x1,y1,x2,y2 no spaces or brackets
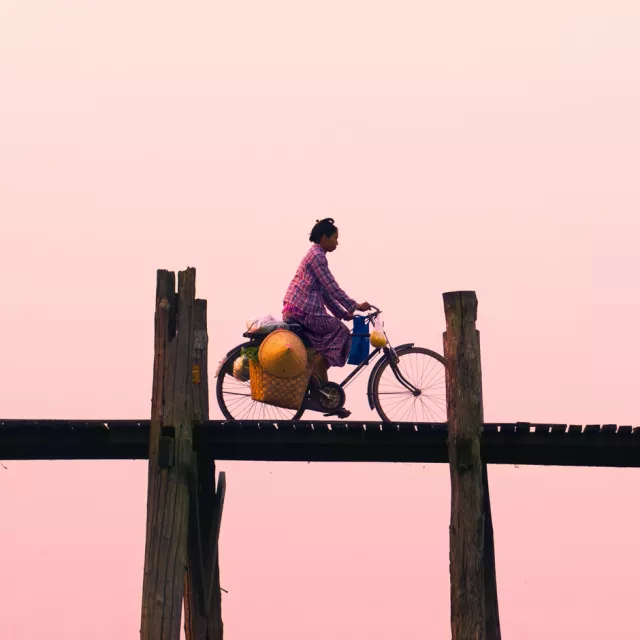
323,408,352,419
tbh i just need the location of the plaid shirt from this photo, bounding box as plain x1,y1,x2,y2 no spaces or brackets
283,245,357,320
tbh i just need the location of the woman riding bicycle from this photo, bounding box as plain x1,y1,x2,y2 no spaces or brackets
282,218,372,393
215,217,446,422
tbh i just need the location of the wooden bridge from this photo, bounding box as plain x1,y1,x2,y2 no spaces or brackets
1,419,639,467
3,268,636,640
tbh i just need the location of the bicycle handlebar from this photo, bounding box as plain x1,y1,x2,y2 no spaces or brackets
356,305,381,319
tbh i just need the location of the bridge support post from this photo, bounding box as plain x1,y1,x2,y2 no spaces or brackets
140,269,196,639
443,291,500,640
141,268,224,640
184,299,225,640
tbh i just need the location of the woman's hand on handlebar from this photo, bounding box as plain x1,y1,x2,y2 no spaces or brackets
356,302,372,312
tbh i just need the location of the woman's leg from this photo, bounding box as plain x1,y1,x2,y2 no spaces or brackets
299,316,351,368
312,353,329,383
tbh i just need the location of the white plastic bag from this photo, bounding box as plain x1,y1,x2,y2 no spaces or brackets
232,354,250,382
370,317,387,348
246,313,279,333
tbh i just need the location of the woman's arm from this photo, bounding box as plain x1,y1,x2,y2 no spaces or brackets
321,290,350,320
308,251,358,317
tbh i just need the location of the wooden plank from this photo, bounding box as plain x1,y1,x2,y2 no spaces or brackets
259,422,277,433
443,291,497,640
482,464,501,640
185,299,224,640
584,425,601,435
141,268,197,640
205,473,227,619
568,425,583,435
601,424,617,434
6,419,640,467
515,422,530,434
141,269,175,639
186,461,208,616
550,424,567,434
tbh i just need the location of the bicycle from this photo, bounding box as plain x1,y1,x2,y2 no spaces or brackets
214,306,446,422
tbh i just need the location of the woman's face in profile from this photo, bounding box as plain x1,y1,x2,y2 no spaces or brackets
321,231,339,252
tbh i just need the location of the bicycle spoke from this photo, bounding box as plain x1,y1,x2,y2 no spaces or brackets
429,395,447,410
423,365,444,390
418,396,438,422
376,391,418,395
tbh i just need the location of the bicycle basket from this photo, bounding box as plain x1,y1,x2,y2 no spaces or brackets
249,359,311,411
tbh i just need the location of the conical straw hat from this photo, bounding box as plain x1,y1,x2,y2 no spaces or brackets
258,329,308,379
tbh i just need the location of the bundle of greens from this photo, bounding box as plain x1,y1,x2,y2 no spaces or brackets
240,346,260,362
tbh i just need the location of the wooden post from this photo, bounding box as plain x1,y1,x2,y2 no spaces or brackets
443,291,500,640
184,300,225,640
141,268,198,640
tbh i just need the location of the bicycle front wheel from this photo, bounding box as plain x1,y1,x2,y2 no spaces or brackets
215,345,307,421
371,347,446,423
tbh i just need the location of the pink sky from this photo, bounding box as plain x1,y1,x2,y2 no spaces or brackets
2,0,640,637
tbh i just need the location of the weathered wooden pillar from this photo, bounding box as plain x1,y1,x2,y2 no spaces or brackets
184,300,225,640
141,268,198,640
443,291,500,640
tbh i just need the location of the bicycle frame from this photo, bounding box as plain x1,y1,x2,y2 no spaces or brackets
338,308,421,397
214,305,429,422
216,306,422,398
339,344,383,389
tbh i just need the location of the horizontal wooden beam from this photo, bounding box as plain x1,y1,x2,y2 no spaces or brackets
1,420,639,467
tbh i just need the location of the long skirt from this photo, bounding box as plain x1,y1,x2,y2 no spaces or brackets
284,313,352,368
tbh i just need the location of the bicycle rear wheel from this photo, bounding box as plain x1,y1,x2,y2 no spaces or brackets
371,346,446,423
215,345,306,421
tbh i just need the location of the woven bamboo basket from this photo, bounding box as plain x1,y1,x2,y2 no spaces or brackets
249,359,311,410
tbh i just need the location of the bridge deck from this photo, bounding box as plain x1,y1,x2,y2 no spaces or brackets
0,420,639,467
